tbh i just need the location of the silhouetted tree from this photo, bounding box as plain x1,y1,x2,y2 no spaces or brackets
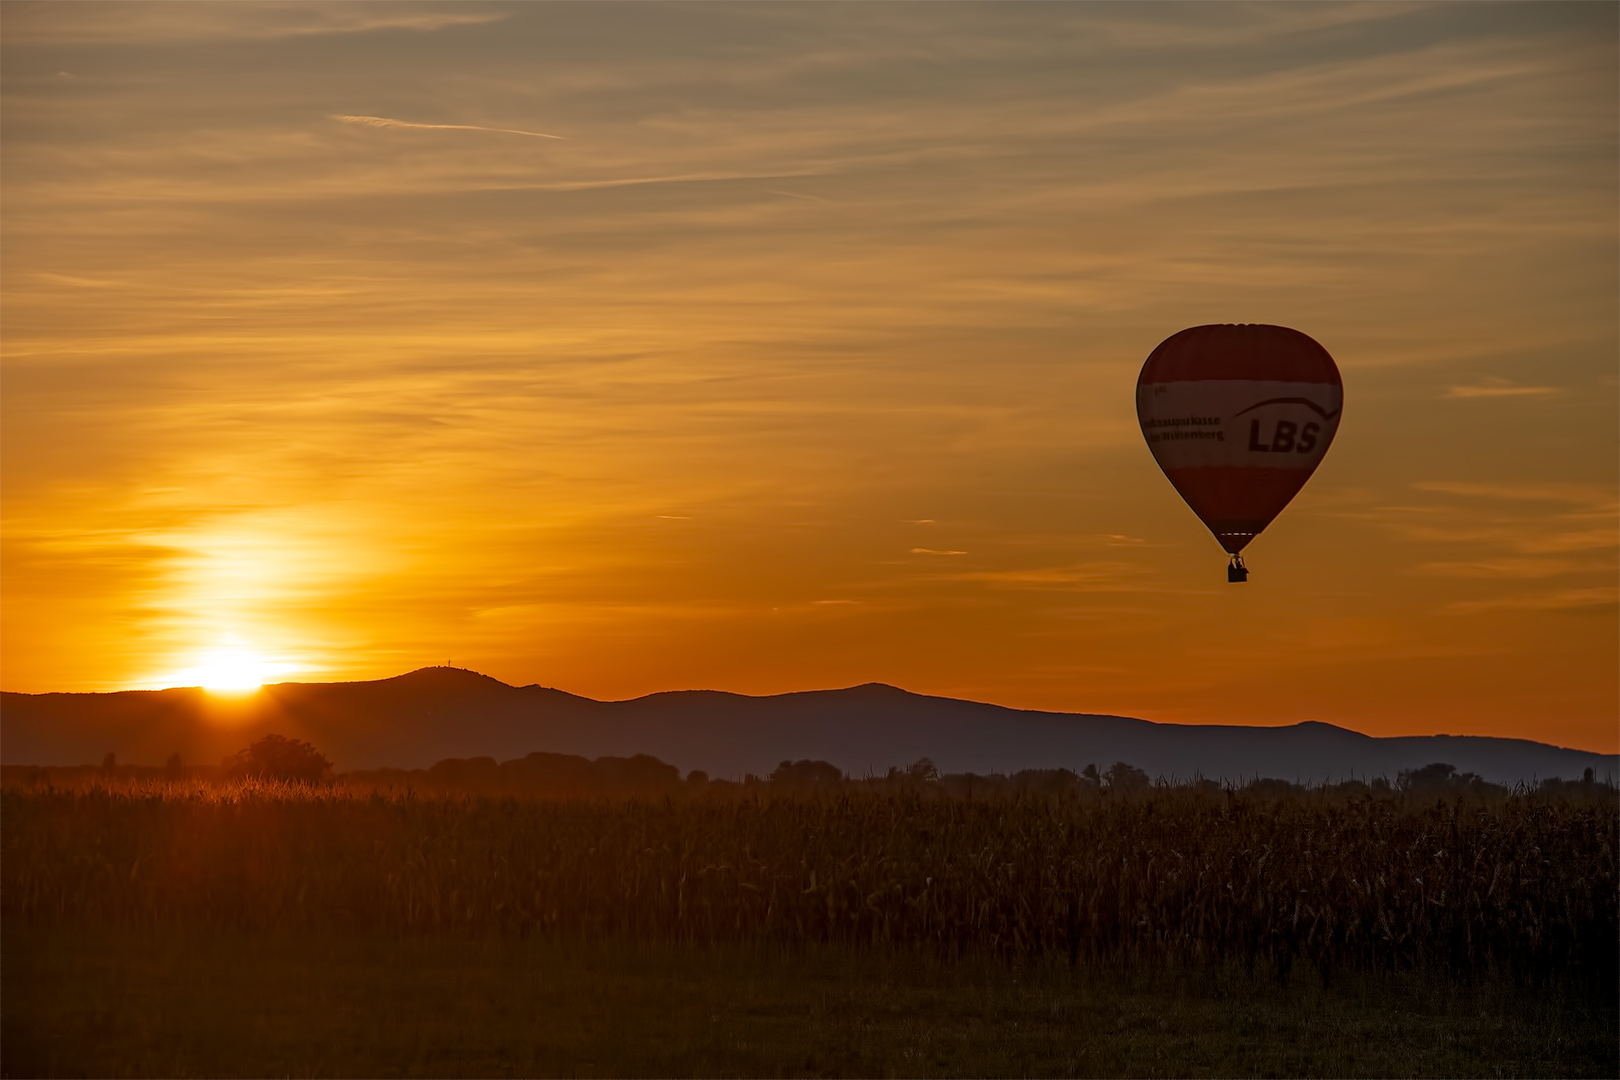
496,752,592,793
101,752,117,773
164,752,184,780
1398,762,1457,793
223,734,332,783
1538,771,1617,799
594,754,681,793
1396,762,1507,799
1104,761,1150,794
770,759,845,789
906,758,940,784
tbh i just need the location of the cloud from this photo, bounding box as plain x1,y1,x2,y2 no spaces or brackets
1416,557,1590,579
910,548,968,556
946,569,1115,584
1444,380,1561,399
6,5,506,44
1447,587,1619,614
769,190,832,204
331,115,565,140
1340,484,1616,587
1517,529,1620,555
1380,520,1616,556
1412,482,1616,508
923,563,1148,593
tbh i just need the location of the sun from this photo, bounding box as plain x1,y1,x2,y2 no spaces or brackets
138,634,304,694
169,642,281,692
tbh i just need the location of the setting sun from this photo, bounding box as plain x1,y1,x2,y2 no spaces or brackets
164,643,284,692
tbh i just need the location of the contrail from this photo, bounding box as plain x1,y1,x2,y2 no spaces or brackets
331,114,565,140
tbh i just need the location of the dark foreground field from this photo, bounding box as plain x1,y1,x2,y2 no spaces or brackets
3,779,1615,1077
5,926,1614,1078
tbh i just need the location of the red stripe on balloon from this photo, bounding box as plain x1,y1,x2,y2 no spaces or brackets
1140,324,1341,385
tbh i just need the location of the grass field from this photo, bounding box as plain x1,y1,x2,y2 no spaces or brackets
3,779,1615,1076
6,925,1615,1078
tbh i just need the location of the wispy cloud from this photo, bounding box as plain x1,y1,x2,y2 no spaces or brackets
942,568,1124,585
917,562,1150,594
1338,484,1616,596
7,6,505,44
1447,586,1619,614
1517,529,1620,555
911,548,968,556
1412,482,1616,508
1416,557,1590,579
332,115,565,140
1444,379,1561,399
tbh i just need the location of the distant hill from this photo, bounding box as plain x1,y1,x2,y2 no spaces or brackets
3,666,1613,785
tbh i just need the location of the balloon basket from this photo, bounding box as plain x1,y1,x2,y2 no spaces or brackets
1227,555,1249,584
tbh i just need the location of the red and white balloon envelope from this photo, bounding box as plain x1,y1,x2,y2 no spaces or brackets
1137,325,1342,582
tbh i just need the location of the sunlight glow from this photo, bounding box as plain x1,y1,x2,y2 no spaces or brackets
162,641,291,692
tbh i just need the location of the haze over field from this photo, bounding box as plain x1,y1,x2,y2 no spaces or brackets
3,3,1615,750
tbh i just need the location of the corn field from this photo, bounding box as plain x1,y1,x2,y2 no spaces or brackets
3,782,1615,989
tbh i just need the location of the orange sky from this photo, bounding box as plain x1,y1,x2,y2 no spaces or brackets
4,3,1616,752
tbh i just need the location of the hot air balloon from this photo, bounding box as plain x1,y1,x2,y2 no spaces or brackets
1137,324,1342,582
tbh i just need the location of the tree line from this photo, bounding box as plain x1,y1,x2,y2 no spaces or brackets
5,734,1612,803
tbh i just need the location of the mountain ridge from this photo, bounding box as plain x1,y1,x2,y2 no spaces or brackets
2,666,1612,784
